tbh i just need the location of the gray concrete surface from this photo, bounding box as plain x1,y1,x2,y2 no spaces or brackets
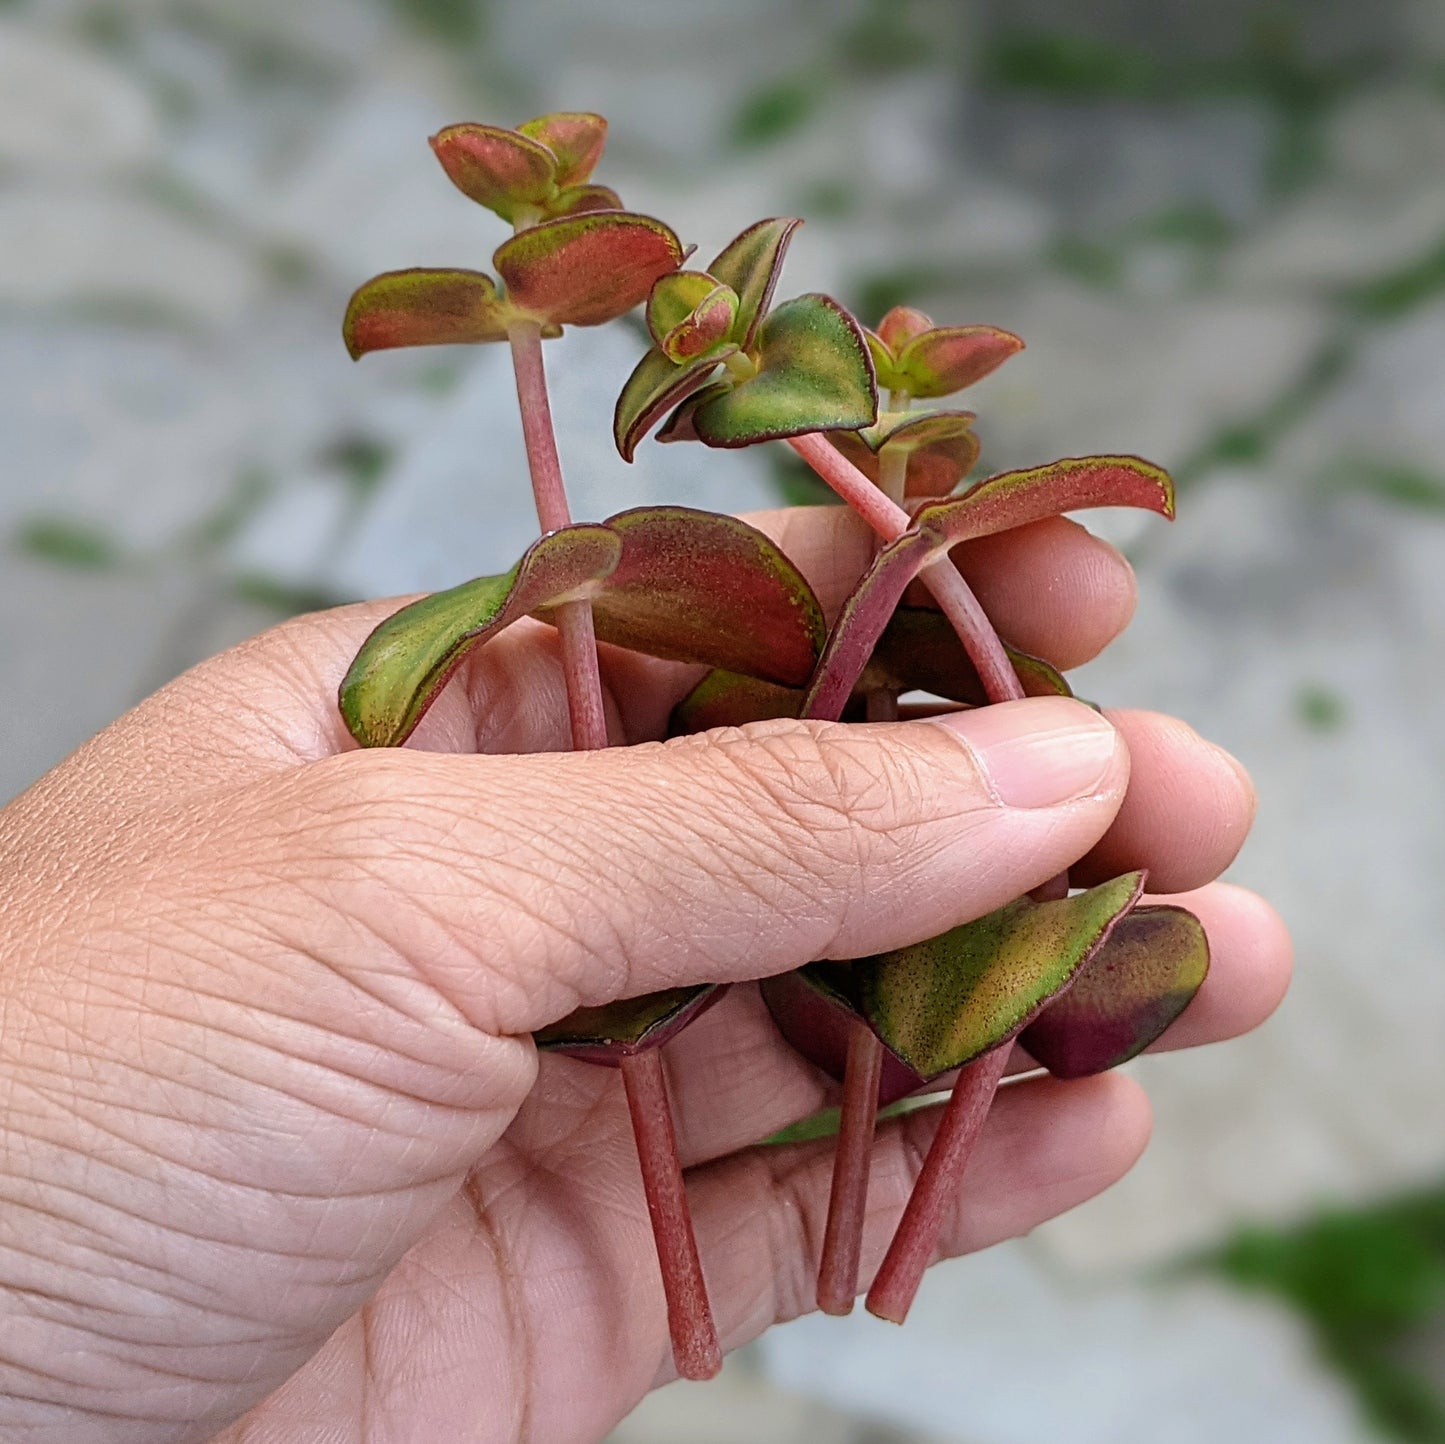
4,3,1444,1440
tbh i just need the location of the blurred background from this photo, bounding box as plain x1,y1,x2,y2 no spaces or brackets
3,0,1444,1439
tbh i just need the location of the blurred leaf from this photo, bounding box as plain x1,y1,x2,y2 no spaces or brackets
894,325,1024,399
731,76,821,149
875,304,935,356
1348,235,1445,320
391,0,486,46
1325,459,1445,514
1021,905,1209,1077
324,435,394,499
1206,1187,1445,1443
14,518,120,570
984,32,1163,99
1048,234,1127,289
430,123,556,221
1296,684,1347,732
840,0,932,72
516,112,608,189
861,873,1146,1079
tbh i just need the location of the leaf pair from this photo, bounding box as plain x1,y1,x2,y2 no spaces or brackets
763,879,1209,1103
344,210,685,359
339,506,826,748
615,218,877,459
865,306,1023,402
431,113,616,225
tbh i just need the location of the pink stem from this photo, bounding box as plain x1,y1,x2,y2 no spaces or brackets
865,1044,1013,1323
621,1051,723,1380
817,1016,887,1315
813,652,900,1314
790,430,1067,1318
785,433,1023,703
508,318,717,1376
787,431,911,537
508,319,609,751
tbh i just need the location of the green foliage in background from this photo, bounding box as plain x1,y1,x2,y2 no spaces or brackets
1206,1187,1445,1442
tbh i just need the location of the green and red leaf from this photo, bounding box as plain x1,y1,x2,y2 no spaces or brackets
614,348,736,463
495,211,684,327
340,525,622,747
343,268,531,358
1021,905,1209,1078
551,507,826,685
647,271,740,362
535,985,724,1065
894,325,1023,399
705,217,802,349
915,455,1176,546
829,412,981,497
875,305,934,355
670,669,803,734
859,873,1147,1079
550,182,624,217
430,123,556,222
760,966,927,1107
685,294,877,448
516,111,608,189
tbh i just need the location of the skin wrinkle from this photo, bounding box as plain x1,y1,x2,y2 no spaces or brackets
19,981,495,1165
461,1170,532,1444
0,503,1288,1443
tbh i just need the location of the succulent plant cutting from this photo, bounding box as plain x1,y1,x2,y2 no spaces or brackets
339,111,1210,1379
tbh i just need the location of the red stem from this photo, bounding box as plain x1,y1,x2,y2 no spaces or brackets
508,319,609,751
786,433,1024,703
814,645,899,1313
817,1016,887,1314
865,1044,1013,1323
621,1051,723,1380
507,319,717,1376
790,430,1066,1319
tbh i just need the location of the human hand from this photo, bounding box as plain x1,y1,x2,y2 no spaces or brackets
0,508,1288,1444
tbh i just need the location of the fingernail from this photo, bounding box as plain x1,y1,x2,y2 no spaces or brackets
928,698,1121,809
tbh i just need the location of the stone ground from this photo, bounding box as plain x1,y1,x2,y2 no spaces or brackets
3,1,1445,1440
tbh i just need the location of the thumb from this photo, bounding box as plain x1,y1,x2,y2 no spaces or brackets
255,695,1128,1037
